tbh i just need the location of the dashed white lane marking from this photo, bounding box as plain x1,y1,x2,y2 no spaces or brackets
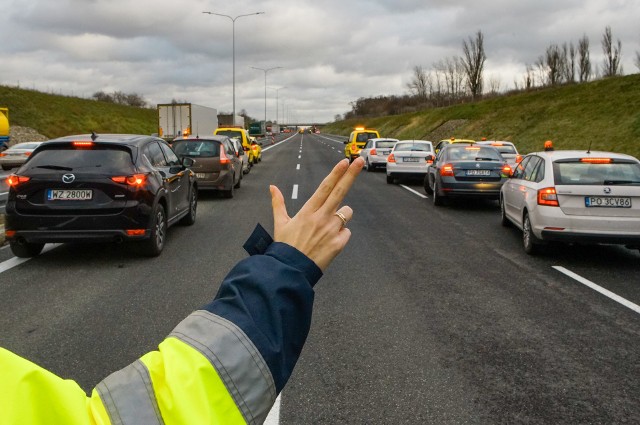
298,155,301,159
0,244,60,274
292,184,299,200
264,395,281,425
400,185,428,199
553,266,640,315
296,164,300,170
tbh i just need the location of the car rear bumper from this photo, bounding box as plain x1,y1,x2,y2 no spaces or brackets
440,181,503,198
194,171,233,190
6,229,150,244
540,230,640,245
387,164,429,175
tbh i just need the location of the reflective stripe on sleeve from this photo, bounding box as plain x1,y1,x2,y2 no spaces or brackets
96,359,164,425
169,310,277,425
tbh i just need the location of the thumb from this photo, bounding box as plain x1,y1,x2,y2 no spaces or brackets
270,185,290,230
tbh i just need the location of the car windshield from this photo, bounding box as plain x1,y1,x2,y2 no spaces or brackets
172,140,220,157
25,146,135,173
377,141,397,148
553,161,640,185
395,142,432,152
446,146,502,161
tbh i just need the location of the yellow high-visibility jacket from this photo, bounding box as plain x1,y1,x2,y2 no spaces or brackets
0,226,322,424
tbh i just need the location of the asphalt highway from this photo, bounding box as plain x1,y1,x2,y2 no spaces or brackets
1,132,639,423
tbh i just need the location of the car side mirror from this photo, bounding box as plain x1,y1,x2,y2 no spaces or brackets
181,157,195,168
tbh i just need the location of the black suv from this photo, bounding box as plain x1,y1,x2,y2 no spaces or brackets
4,134,197,257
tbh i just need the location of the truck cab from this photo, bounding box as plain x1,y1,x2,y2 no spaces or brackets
215,127,258,164
344,127,380,161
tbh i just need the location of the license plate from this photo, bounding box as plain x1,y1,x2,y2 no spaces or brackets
585,196,631,208
196,173,206,179
403,157,419,162
466,169,491,176
47,189,93,201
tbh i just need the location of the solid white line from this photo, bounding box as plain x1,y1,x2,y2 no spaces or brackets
0,244,59,274
400,184,428,199
264,395,281,425
296,164,300,170
553,266,640,314
292,184,299,200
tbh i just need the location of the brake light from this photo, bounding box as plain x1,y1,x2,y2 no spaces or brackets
5,230,16,238
6,174,30,187
440,164,454,176
370,148,377,156
220,149,231,165
72,141,93,147
580,158,612,164
111,174,147,186
126,229,146,236
464,147,481,150
515,154,523,163
388,153,396,163
502,164,512,176
537,187,559,206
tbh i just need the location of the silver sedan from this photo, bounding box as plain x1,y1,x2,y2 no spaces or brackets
0,141,46,170
359,138,399,171
386,140,434,184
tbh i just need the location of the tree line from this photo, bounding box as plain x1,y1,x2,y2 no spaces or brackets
343,26,639,120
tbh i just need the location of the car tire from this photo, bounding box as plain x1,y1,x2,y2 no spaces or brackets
523,212,541,255
500,196,511,227
424,175,433,195
224,182,235,198
432,180,444,206
366,159,373,172
180,188,197,226
234,173,241,188
386,174,394,184
10,240,45,258
142,203,167,257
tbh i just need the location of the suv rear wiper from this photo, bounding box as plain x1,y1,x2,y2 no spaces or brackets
475,157,498,161
603,180,640,185
34,165,74,171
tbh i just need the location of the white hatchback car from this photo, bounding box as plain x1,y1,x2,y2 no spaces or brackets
386,140,434,184
359,138,399,171
500,150,640,254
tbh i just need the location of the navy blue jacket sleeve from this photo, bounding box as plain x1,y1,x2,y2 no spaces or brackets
202,224,323,393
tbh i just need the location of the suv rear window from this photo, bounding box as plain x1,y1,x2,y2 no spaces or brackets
553,160,640,185
25,146,135,174
172,140,220,157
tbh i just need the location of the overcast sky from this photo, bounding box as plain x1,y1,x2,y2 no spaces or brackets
1,0,639,123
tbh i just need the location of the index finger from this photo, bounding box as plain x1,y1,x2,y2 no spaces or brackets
318,157,364,214
299,159,350,214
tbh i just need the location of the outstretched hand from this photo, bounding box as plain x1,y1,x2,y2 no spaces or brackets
270,157,364,271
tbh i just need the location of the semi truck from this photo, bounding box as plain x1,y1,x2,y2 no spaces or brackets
0,107,9,150
157,103,218,140
249,121,266,138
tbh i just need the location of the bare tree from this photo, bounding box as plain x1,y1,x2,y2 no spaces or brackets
523,64,535,90
487,75,501,95
563,42,576,83
544,44,564,86
601,25,622,77
406,66,429,99
461,30,486,99
635,47,640,72
578,34,591,82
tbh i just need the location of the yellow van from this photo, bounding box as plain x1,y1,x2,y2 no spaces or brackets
344,127,380,161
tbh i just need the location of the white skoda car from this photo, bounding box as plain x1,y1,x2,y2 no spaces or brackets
359,138,398,171
500,150,640,254
386,140,434,184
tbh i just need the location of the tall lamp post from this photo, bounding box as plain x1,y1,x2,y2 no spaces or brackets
251,66,282,124
202,11,264,126
268,86,287,124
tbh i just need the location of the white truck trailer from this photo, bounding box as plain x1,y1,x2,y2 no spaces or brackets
157,103,218,140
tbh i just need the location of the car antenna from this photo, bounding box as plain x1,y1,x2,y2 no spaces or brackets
586,140,592,154
91,131,98,141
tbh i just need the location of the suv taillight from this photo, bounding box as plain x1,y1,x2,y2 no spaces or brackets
537,187,559,206
111,174,147,186
7,174,31,187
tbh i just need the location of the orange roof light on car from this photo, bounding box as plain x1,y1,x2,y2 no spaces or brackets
355,126,365,131
537,187,559,207
580,158,612,164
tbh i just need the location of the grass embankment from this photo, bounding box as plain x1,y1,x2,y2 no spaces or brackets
0,85,156,138
323,74,640,157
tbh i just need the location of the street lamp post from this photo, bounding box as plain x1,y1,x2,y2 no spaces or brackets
268,86,287,124
251,66,282,125
202,11,264,126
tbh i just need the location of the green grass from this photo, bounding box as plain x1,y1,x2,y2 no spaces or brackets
0,85,156,138
323,74,640,157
